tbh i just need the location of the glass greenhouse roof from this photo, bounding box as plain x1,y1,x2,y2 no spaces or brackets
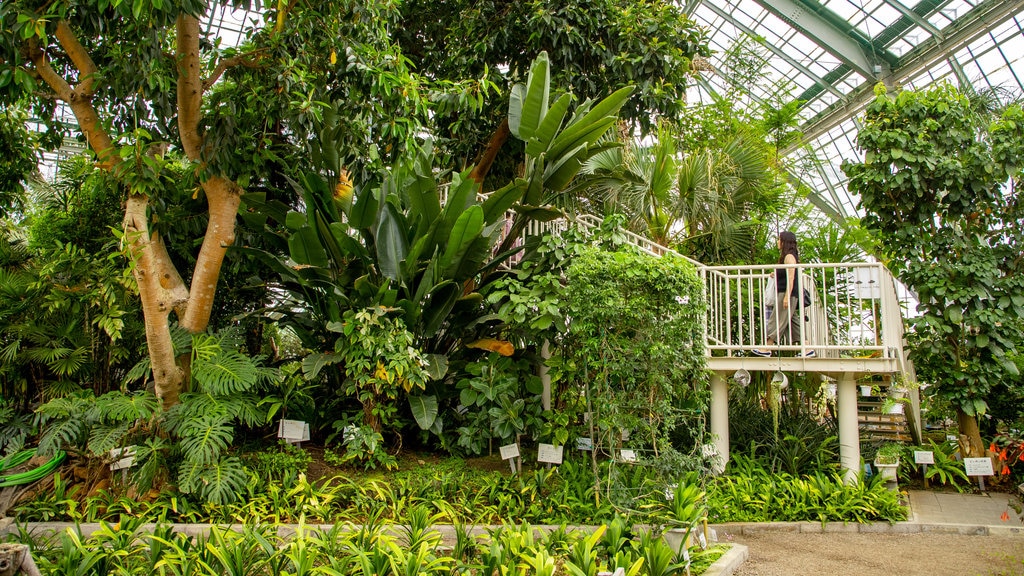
684,0,1024,222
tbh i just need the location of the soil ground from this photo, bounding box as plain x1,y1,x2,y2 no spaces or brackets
726,531,1024,576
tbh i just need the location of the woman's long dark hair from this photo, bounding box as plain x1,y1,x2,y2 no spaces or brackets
778,230,799,264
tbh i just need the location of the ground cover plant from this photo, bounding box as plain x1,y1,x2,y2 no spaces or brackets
4,514,731,576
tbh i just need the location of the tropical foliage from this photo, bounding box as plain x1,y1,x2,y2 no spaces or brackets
843,82,1024,456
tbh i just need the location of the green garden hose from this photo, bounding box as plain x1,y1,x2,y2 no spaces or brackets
0,450,34,472
0,450,66,487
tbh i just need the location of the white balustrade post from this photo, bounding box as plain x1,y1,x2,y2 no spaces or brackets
710,372,729,474
838,373,861,484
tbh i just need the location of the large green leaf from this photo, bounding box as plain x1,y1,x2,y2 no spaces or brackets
409,394,439,430
376,203,409,282
447,234,493,282
441,205,484,277
404,169,442,235
315,210,346,269
526,92,572,156
329,222,367,261
546,117,618,170
349,188,379,231
288,226,329,268
481,180,525,224
543,142,589,192
508,83,527,139
301,352,344,380
422,281,461,337
424,354,448,380
284,211,307,231
517,52,551,141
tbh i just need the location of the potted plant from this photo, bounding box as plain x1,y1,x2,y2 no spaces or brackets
873,443,903,485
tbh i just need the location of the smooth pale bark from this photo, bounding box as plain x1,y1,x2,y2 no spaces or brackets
180,175,241,332
956,408,985,458
27,14,246,407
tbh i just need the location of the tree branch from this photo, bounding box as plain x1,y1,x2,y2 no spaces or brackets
54,20,99,97
202,53,263,91
180,175,242,332
28,36,116,168
176,13,204,160
469,118,510,184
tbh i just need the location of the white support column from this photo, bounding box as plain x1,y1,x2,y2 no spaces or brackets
710,372,729,474
837,373,861,484
540,340,551,412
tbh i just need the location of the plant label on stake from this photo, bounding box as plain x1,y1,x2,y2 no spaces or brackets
109,446,136,471
278,419,310,443
619,449,636,463
576,437,594,451
964,457,994,491
914,451,935,488
500,443,521,474
537,444,563,465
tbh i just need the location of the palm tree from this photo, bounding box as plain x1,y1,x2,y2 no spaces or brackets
580,126,776,264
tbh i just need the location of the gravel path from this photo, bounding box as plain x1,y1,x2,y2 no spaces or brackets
726,532,1024,576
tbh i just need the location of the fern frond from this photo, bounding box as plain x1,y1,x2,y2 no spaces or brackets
24,346,72,363
35,393,94,422
49,347,88,377
176,459,205,494
132,436,170,493
178,416,233,466
87,422,130,456
0,340,19,364
170,323,192,355
43,380,85,400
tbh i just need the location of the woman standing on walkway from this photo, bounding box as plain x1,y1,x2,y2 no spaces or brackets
752,230,813,357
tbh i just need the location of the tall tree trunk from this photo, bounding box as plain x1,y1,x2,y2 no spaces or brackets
469,119,510,184
29,14,244,408
124,194,189,406
956,407,985,458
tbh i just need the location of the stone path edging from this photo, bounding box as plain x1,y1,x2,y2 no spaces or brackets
709,520,1023,538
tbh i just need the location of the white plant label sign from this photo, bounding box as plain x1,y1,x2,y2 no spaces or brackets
619,449,637,462
913,451,935,465
109,446,136,471
537,444,563,465
278,419,310,442
499,443,520,460
964,457,994,476
576,437,594,451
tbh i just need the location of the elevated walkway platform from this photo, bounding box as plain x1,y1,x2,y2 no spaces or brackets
509,214,922,481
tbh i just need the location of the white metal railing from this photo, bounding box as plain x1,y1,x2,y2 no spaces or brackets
702,262,908,359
